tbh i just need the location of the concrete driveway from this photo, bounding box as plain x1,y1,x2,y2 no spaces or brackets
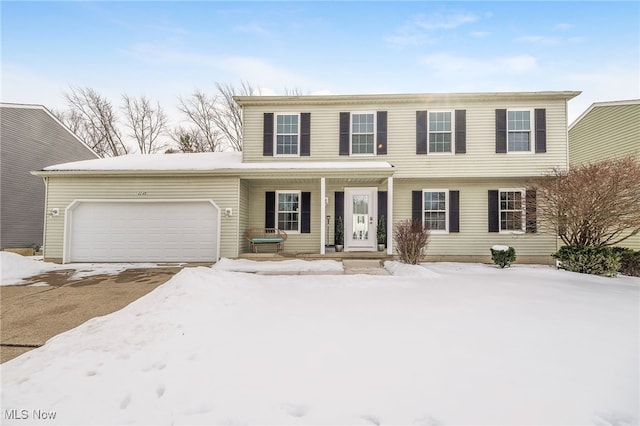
0,266,183,363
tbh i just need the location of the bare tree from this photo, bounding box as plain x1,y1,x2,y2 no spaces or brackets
284,87,305,96
63,87,129,157
533,156,640,247
212,81,260,151
177,90,223,152
122,94,168,154
168,126,216,153
51,108,90,144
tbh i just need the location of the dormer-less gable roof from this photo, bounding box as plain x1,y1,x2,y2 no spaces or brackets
0,102,98,158
569,99,640,130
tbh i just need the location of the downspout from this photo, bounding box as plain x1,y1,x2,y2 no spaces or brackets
41,176,49,260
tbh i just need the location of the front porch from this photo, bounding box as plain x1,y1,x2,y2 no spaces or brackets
238,249,394,261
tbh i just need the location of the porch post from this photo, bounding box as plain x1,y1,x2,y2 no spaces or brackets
387,176,393,255
320,177,326,255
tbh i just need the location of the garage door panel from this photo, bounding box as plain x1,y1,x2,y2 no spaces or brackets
68,201,218,262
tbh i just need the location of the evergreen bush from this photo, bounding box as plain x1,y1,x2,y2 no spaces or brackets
490,246,516,268
612,247,640,277
552,245,621,277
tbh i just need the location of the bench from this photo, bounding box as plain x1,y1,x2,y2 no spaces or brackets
245,228,288,253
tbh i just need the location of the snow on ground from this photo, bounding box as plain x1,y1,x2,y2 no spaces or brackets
1,261,638,425
0,252,178,285
213,257,343,273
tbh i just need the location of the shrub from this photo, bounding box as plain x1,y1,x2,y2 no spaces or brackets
394,219,430,264
612,247,640,277
490,246,516,268
552,245,621,277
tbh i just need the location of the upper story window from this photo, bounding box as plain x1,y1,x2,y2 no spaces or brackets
507,110,532,152
277,191,300,232
276,114,299,155
423,189,449,232
429,112,453,153
351,112,375,155
499,189,525,232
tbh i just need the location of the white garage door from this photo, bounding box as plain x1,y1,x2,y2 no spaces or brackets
67,200,218,262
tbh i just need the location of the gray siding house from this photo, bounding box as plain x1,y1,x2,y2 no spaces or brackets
568,99,640,249
0,103,98,251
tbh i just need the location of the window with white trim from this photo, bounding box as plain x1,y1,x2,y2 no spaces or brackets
507,110,532,152
499,189,525,232
277,191,300,232
429,111,453,153
351,112,375,155
423,189,449,232
275,114,299,155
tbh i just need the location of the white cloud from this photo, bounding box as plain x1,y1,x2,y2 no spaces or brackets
233,22,269,36
420,53,538,78
516,35,560,45
554,23,574,31
387,11,480,47
471,31,491,38
413,12,479,30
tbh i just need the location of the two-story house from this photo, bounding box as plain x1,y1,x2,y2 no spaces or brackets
33,91,580,264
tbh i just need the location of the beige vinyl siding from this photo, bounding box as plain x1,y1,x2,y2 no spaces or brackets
239,179,251,253
569,103,640,166
247,181,320,253
393,178,559,262
242,98,569,178
43,175,241,262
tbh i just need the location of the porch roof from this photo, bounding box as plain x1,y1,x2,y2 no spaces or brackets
33,152,394,178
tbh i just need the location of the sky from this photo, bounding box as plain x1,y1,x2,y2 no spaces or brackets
2,1,639,128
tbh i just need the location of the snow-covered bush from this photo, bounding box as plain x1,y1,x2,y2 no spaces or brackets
552,245,621,277
490,245,516,268
394,219,430,265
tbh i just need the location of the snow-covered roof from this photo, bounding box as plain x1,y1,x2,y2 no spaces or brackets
41,152,393,173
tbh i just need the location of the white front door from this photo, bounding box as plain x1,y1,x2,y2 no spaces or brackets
345,187,377,251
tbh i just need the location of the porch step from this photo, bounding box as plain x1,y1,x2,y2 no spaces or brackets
342,259,390,275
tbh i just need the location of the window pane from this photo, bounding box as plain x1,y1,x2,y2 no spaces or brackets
352,134,374,154
423,191,447,231
277,193,299,231
508,132,530,152
499,191,523,231
276,115,299,155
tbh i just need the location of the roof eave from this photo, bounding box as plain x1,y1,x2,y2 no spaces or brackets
234,91,582,106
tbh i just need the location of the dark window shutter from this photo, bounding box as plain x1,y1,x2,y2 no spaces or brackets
455,110,466,154
495,109,507,153
334,191,344,238
265,191,276,228
488,190,499,232
378,191,387,245
301,192,311,233
263,113,274,156
535,109,546,153
300,113,311,156
339,112,350,155
412,190,423,222
377,111,387,155
526,189,537,233
416,110,428,154
449,190,460,233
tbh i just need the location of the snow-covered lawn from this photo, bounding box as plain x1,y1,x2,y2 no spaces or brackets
1,259,638,425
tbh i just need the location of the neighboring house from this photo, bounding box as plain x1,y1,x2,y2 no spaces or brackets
33,91,580,264
569,99,640,250
1,103,98,251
